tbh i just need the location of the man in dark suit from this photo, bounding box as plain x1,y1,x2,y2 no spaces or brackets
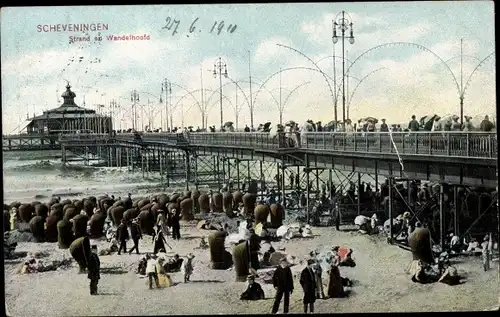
128,218,142,254
300,259,317,313
125,193,133,209
87,245,101,295
171,208,181,240
271,258,294,314
240,274,265,301
116,219,129,255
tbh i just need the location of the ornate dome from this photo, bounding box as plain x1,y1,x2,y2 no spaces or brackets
61,84,76,99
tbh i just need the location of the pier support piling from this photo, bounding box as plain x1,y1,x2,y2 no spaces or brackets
185,152,190,191
141,151,145,178
357,173,362,215
453,185,459,237
388,177,394,244
281,161,286,208
439,183,445,250
235,159,240,190
305,154,310,225
216,156,221,190
194,154,199,190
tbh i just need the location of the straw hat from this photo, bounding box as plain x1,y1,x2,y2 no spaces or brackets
187,253,195,259
403,211,410,218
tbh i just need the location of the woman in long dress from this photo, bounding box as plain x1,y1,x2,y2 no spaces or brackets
327,263,346,298
153,230,168,254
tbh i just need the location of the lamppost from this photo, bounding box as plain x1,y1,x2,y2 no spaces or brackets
109,99,119,131
130,90,140,131
333,10,355,125
161,79,173,131
213,57,228,128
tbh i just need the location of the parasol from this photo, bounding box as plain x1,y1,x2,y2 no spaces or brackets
326,120,337,127
439,114,456,123
420,115,440,131
223,121,234,127
361,117,378,124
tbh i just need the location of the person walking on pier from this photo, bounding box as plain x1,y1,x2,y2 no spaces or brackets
480,115,494,132
117,219,129,255
380,119,389,132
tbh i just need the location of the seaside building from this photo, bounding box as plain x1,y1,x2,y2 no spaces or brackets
24,83,112,135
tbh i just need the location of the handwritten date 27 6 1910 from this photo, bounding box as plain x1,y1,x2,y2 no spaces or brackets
162,17,237,36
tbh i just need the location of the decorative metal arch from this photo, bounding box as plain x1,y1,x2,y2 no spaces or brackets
462,52,495,96
342,42,461,95
276,44,336,107
170,82,202,112
281,81,311,113
252,66,336,108
204,79,280,112
173,88,235,113
346,67,386,109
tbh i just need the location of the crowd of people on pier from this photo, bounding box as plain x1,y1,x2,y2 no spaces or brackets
111,113,495,135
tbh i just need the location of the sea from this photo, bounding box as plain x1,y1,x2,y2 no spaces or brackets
3,150,381,205
2,150,178,205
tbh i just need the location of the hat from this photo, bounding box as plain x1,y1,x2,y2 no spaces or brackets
187,253,195,259
247,274,256,281
403,211,410,218
332,246,340,252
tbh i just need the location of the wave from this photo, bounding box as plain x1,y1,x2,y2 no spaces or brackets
4,160,97,174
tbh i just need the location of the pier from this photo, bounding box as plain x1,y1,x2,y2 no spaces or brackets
54,130,498,249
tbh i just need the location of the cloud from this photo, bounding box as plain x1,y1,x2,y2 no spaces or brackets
254,37,294,61
1,4,495,133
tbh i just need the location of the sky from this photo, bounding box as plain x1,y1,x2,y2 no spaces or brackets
1,2,496,133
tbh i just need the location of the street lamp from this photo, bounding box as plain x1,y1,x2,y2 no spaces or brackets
333,10,355,125
130,90,140,131
213,57,228,128
161,79,173,131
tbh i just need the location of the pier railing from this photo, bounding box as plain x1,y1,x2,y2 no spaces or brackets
188,132,281,149
59,133,112,142
300,132,497,158
57,131,497,159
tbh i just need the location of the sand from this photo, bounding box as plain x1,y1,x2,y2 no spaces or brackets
5,223,499,316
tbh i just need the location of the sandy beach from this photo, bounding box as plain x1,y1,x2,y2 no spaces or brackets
5,222,499,316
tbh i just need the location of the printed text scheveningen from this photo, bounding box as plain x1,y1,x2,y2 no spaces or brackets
37,23,109,33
